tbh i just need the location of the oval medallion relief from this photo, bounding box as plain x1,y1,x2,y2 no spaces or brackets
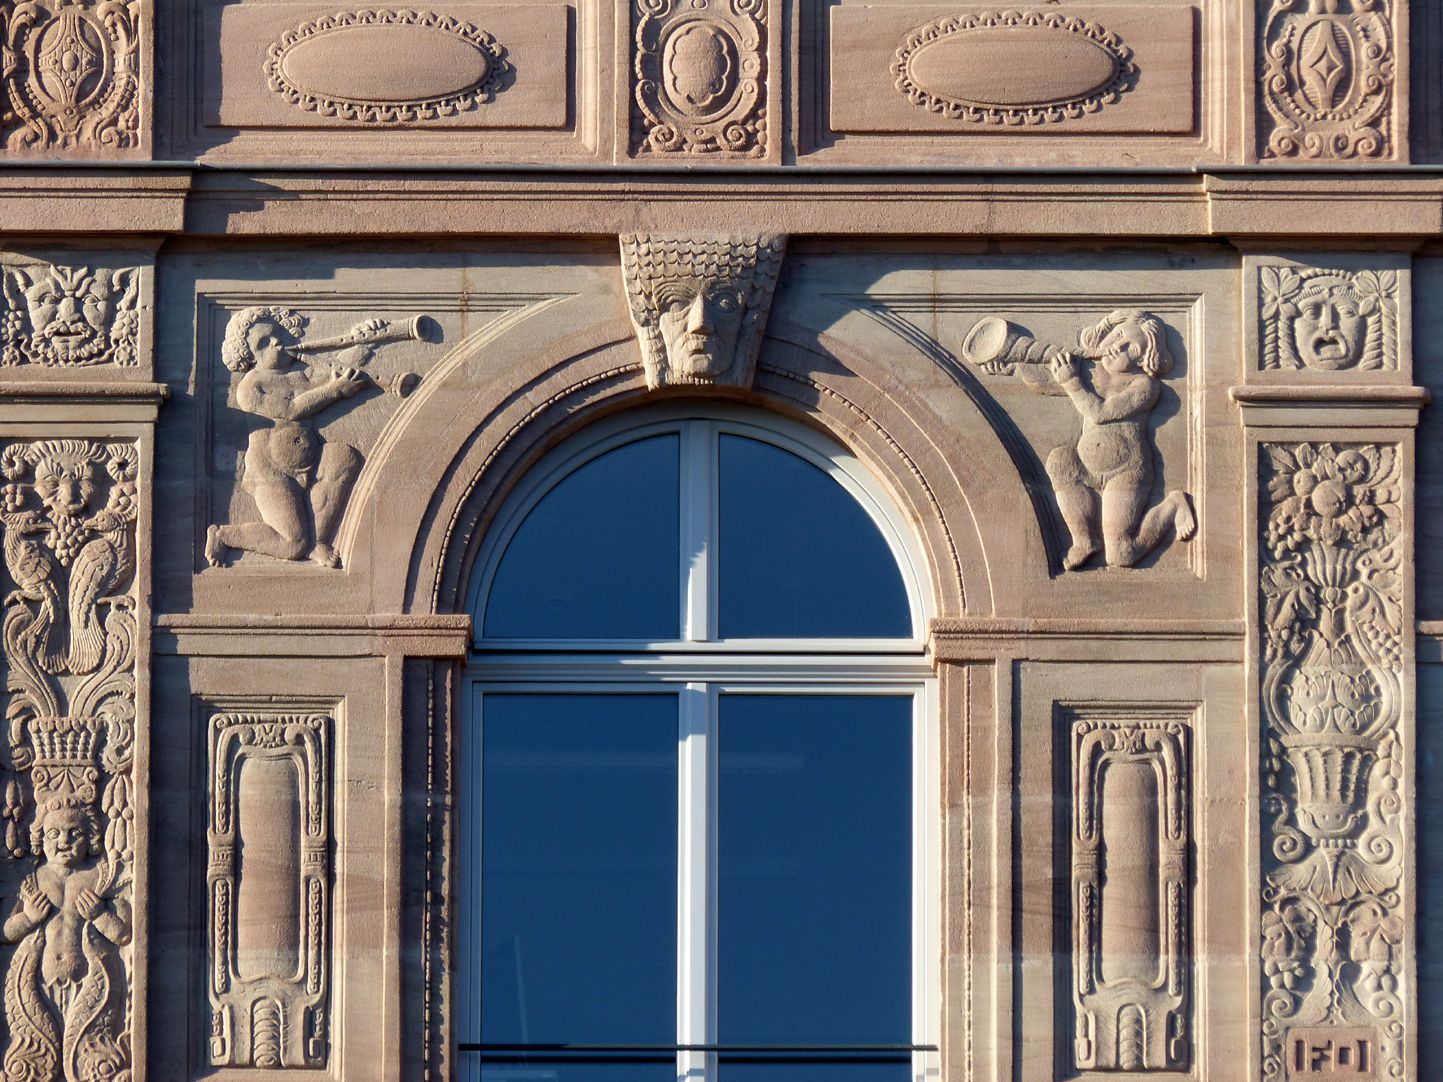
266,11,508,124
660,19,742,119
892,11,1137,124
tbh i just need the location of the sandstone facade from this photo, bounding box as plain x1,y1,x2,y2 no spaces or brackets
0,1,1440,1080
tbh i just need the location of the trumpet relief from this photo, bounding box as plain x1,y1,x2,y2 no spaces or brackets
205,306,437,570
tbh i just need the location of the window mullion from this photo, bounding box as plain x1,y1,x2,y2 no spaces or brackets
682,422,712,643
678,682,711,1081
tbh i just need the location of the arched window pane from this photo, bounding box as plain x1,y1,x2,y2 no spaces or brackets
483,435,681,639
717,435,911,638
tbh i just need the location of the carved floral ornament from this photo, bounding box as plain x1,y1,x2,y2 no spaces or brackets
1259,443,1405,1082
265,10,509,124
0,439,139,1082
891,11,1137,126
0,0,141,152
1260,0,1394,159
1260,265,1397,372
634,0,767,156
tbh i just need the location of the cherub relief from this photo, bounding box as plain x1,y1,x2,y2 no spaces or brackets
3,799,131,1082
620,234,787,389
1,266,140,368
0,441,137,676
205,306,368,570
963,309,1196,570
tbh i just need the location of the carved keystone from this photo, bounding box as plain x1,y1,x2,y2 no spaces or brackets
620,233,786,390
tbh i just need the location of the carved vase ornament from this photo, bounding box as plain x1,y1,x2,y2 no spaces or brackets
205,307,437,570
620,233,786,390
1259,443,1405,1081
891,10,1137,126
265,10,509,125
0,0,141,152
0,439,138,1082
1260,0,1394,159
1260,266,1397,372
633,0,766,156
962,310,1196,570
1,264,141,368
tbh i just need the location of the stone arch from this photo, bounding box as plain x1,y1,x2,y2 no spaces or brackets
354,315,1045,620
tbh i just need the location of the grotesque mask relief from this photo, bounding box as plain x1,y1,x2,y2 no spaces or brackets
205,307,436,570
0,440,139,1082
1260,266,1397,372
620,233,787,390
962,309,1196,571
2,264,141,368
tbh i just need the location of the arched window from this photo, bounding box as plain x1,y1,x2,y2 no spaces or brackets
459,406,937,1082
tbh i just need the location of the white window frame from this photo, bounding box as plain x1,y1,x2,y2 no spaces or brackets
457,407,939,1082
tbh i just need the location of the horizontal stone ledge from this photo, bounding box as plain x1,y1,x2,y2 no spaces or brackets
155,612,472,658
2,168,1443,238
1230,384,1431,429
928,617,1244,663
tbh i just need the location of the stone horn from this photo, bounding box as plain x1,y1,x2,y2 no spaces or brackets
295,315,438,398
961,316,1075,374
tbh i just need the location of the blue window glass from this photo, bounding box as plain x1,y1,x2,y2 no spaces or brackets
718,435,911,639
483,435,681,639
480,693,677,1075
717,694,912,1072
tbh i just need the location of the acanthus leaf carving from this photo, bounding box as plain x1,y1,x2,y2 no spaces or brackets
1260,0,1394,160
891,10,1138,126
1,264,141,369
961,310,1196,571
633,0,767,157
205,308,438,570
208,710,332,1070
0,438,138,1082
620,233,786,390
1259,442,1405,1082
1259,264,1398,372
0,0,141,153
1070,711,1190,1072
265,10,510,125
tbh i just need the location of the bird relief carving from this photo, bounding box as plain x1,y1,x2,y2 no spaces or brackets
0,439,138,1082
961,310,1195,571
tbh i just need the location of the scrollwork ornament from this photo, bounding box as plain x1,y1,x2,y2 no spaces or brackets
0,0,141,153
633,0,766,157
1258,441,1405,1080
1260,0,1394,160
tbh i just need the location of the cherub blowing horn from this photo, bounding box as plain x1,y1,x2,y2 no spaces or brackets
960,310,1196,571
292,315,439,398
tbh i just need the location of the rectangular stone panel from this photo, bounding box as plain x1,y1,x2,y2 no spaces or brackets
828,4,1196,136
208,3,569,130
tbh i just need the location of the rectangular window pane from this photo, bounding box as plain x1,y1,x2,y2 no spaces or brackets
480,694,678,1048
717,694,913,1048
718,1062,912,1082
479,1059,676,1082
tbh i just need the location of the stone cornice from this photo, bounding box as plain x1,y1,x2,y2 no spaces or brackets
5,168,1443,240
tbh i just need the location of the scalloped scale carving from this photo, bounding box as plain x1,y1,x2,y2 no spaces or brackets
891,11,1137,125
265,10,509,125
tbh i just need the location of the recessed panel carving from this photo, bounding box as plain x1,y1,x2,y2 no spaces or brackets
265,11,509,124
1071,711,1190,1071
1255,259,1402,374
892,12,1138,125
208,710,331,1069
1,261,144,369
828,5,1195,137
1259,0,1396,160
0,0,145,155
207,3,567,133
1259,443,1405,1082
633,0,768,156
